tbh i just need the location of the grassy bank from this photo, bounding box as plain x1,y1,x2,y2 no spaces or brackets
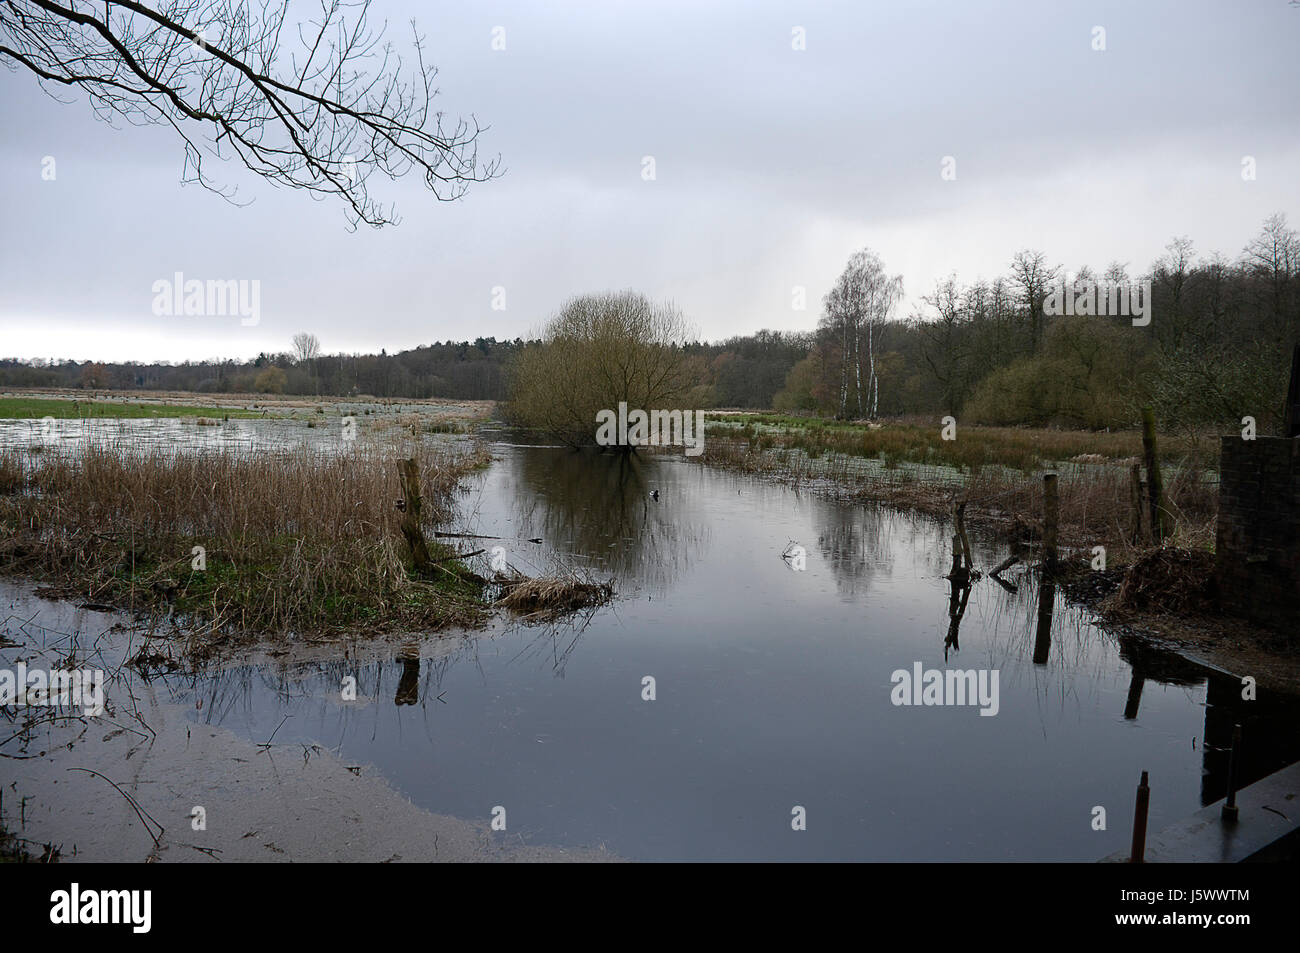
0,396,264,420
0,442,494,644
710,414,1216,472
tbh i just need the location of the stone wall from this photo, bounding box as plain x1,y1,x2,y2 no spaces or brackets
1215,436,1300,628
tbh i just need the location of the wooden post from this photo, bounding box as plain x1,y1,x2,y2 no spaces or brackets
1042,473,1058,576
397,457,432,574
1140,406,1171,543
1129,771,1150,863
1221,724,1242,823
954,499,973,574
1284,343,1300,438
1129,462,1145,545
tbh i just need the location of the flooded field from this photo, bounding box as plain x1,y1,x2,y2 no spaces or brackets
2,420,1297,861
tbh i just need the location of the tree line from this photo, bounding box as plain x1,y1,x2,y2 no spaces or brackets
775,212,1298,433
4,212,1295,432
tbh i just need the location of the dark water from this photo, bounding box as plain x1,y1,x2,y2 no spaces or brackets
177,435,1298,861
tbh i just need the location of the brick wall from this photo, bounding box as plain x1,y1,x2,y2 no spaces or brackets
1215,436,1300,628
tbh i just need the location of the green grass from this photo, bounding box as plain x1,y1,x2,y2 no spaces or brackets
705,413,1215,473
0,397,262,420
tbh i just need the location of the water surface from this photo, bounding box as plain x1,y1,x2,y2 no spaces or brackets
3,423,1296,861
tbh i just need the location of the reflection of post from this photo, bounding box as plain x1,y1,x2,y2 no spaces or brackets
1129,770,1150,863
1033,580,1055,665
944,575,972,661
395,654,421,706
1123,667,1145,720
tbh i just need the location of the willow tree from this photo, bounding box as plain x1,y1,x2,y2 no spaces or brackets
505,291,698,448
821,249,903,419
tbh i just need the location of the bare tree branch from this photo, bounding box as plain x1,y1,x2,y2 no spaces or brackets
0,0,501,227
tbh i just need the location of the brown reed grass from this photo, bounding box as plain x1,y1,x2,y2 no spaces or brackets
0,442,494,638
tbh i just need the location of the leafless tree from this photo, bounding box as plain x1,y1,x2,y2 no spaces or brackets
1010,249,1059,348
292,330,319,391
0,0,500,227
292,331,320,363
1241,212,1298,342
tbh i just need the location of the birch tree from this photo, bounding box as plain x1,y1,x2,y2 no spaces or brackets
820,249,903,419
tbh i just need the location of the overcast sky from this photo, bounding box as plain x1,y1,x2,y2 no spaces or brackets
1,0,1297,363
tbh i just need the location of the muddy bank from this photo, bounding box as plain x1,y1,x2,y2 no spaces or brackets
1054,555,1300,697
0,581,619,863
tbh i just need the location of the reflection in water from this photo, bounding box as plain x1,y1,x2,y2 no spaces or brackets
468,439,709,594
944,576,972,662
1033,580,1055,665
395,651,421,706
813,504,903,600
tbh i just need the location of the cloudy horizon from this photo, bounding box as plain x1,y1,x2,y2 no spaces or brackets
2,0,1297,364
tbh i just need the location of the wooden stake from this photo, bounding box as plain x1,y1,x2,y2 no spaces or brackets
1042,473,1058,576
1129,462,1145,545
954,499,973,574
1140,407,1171,543
397,457,432,574
1284,344,1300,438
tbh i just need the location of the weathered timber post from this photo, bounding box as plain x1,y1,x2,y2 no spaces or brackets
1042,473,1059,575
954,499,973,574
1129,770,1150,863
1140,407,1171,543
1285,344,1300,438
397,457,433,574
1129,462,1145,545
1221,724,1242,823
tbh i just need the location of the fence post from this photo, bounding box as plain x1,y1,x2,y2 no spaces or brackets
397,457,433,574
1129,770,1150,863
1284,344,1300,438
1042,473,1058,575
1222,724,1242,823
1141,407,1171,542
1129,462,1145,545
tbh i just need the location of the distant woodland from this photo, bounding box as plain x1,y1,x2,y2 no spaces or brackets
4,213,1296,433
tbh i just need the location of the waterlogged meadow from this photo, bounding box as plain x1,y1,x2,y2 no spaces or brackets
2,418,1296,861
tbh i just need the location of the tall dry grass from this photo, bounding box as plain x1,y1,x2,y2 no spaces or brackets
0,442,493,638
